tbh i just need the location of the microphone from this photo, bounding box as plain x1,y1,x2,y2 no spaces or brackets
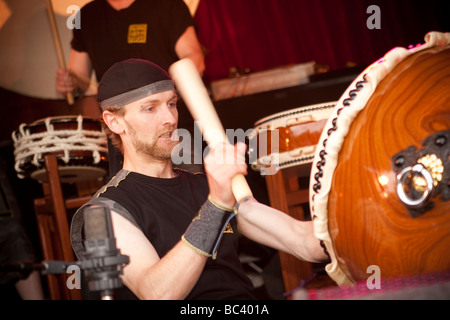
81,204,129,300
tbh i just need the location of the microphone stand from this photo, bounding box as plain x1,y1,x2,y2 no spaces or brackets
0,254,129,300
0,260,72,276
1,205,129,300
79,250,129,300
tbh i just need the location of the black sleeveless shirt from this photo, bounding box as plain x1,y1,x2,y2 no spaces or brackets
71,169,255,300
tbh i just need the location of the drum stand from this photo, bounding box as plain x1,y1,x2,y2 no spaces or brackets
264,163,333,297
33,154,95,300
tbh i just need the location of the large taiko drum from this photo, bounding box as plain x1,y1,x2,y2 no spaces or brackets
12,115,108,183
310,31,450,286
249,102,336,174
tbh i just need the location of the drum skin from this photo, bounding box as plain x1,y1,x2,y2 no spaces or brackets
326,46,450,282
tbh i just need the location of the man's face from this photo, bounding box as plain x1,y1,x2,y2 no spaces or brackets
121,90,179,161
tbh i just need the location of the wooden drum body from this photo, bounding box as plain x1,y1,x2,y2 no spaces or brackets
310,32,450,286
12,115,108,183
250,102,336,174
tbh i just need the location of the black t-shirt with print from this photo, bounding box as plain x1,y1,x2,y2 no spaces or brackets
71,0,194,81
71,169,256,300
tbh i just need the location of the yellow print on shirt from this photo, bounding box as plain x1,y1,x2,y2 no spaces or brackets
128,24,147,43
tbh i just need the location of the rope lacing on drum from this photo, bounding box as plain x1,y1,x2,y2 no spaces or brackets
12,115,108,178
312,74,368,194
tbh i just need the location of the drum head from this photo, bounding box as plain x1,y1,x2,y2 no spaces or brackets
31,166,107,184
310,32,450,286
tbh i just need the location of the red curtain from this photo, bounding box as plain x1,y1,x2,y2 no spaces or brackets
194,0,448,84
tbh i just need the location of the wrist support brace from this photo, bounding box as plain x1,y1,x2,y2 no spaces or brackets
182,196,236,259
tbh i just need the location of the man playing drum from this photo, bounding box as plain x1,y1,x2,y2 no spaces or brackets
70,58,328,299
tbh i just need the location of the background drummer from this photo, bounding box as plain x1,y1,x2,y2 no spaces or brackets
55,0,205,177
70,58,328,299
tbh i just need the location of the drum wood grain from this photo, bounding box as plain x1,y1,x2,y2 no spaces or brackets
328,47,450,281
252,102,335,171
261,119,328,154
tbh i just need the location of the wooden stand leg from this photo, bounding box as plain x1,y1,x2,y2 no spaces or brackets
265,169,314,298
33,202,62,300
44,155,76,264
33,155,82,300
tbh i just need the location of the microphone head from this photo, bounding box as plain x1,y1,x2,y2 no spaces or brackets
84,205,109,241
83,205,116,257
81,204,129,296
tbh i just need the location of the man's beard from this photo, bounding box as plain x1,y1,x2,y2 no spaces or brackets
127,122,179,161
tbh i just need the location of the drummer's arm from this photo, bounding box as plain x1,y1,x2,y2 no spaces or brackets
110,211,207,300
237,198,329,263
56,49,92,95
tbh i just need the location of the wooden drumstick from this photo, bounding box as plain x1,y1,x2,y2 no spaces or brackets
46,0,74,105
169,58,253,204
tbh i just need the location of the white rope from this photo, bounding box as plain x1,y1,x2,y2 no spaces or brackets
12,115,108,178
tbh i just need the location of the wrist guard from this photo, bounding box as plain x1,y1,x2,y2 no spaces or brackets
182,196,236,259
